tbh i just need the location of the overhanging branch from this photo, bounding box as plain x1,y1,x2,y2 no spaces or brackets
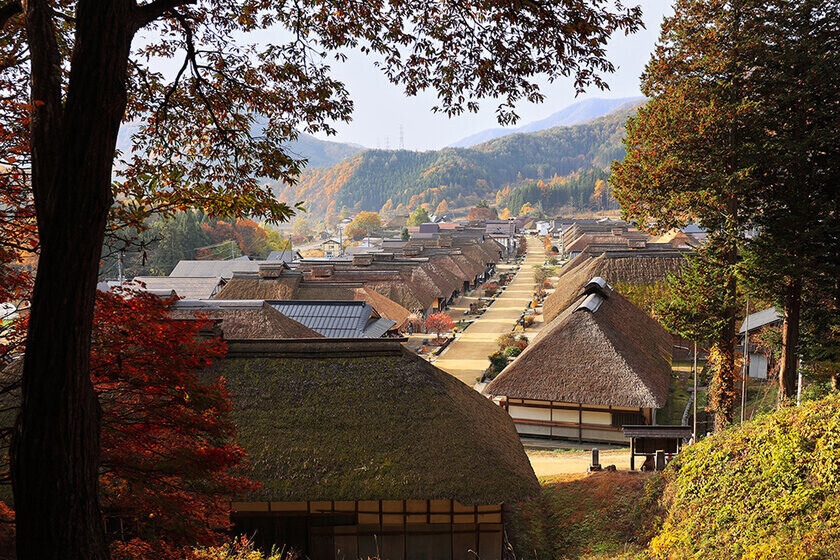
0,0,22,29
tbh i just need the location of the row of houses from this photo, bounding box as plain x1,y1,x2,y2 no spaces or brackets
124,227,507,335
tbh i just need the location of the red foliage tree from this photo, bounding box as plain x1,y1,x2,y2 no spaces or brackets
424,312,455,344
1,289,255,558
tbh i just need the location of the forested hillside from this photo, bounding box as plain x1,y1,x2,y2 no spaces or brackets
273,104,639,217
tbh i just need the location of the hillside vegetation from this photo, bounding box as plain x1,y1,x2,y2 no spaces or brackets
512,472,658,560
650,394,840,559
273,105,637,216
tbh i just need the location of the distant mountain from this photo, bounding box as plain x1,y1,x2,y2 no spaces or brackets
115,124,364,170
448,96,644,148
282,133,365,168
273,103,641,216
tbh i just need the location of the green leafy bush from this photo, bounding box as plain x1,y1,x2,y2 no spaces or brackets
504,346,522,357
649,394,840,559
488,351,509,374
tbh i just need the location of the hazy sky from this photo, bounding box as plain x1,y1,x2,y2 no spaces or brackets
310,1,674,151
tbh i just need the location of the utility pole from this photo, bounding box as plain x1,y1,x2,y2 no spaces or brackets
741,296,750,423
693,340,698,441
399,124,404,150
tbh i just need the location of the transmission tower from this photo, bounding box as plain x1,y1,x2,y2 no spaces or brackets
399,124,404,150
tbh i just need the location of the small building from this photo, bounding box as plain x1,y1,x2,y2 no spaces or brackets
207,338,540,559
484,277,672,444
169,300,323,339
622,425,692,471
267,300,396,338
738,306,783,379
321,238,343,259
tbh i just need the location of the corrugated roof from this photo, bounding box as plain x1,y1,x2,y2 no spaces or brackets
268,300,395,338
739,307,783,333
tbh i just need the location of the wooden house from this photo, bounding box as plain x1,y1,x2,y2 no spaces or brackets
206,338,540,559
485,278,672,444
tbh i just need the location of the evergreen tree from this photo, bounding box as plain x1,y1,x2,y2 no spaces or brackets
611,0,765,428
407,207,430,226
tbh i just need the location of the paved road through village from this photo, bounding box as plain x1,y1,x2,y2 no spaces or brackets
434,236,544,385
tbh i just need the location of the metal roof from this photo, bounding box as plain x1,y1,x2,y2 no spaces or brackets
131,276,223,299
739,306,783,333
267,300,395,338
170,259,259,279
266,250,301,263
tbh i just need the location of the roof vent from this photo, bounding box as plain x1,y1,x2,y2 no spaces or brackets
258,262,287,278
352,254,375,266
584,277,611,297
575,293,604,314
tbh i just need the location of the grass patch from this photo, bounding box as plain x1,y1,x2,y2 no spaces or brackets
512,472,660,560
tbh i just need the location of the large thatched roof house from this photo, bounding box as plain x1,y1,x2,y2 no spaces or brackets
209,338,539,559
485,277,673,444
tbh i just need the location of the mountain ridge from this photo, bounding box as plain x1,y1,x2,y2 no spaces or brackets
448,96,644,148
273,101,643,217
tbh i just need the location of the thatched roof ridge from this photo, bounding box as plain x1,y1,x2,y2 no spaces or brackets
486,282,672,408
453,249,486,279
204,341,539,504
212,274,301,300
170,301,323,339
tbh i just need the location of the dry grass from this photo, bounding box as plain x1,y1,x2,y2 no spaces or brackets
512,471,659,560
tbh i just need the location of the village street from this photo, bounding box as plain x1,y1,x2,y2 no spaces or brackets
433,236,544,385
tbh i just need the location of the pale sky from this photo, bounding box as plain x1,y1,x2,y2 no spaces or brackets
310,1,674,151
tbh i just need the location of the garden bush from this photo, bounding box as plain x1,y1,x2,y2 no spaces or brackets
496,332,517,350
487,351,509,374
503,346,522,357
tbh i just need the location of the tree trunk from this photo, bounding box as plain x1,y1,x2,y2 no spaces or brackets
709,245,739,432
779,278,802,401
12,2,135,558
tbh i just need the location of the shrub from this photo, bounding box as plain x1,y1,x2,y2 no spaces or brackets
488,351,509,374
504,346,522,357
649,393,840,559
522,316,535,328
497,332,517,350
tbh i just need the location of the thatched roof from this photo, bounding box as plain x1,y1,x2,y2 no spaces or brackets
354,287,410,330
544,253,689,322
212,274,301,300
486,280,672,408
205,339,539,504
367,280,433,314
169,301,323,339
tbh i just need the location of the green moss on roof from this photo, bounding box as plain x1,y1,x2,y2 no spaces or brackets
206,350,538,505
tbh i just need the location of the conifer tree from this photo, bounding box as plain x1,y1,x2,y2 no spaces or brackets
611,0,765,428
